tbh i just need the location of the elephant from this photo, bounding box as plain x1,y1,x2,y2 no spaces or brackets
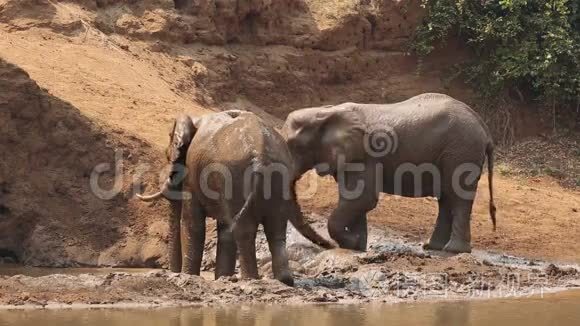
282,93,496,253
137,110,334,286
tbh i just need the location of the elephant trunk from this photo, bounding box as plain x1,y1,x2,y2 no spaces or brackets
289,209,336,250
167,199,183,272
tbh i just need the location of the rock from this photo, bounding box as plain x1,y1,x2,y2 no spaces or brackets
545,264,578,277
177,55,196,66
148,41,168,52
482,259,494,267
216,53,238,61
312,293,338,302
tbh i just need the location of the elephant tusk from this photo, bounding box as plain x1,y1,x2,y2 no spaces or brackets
136,191,164,201
136,178,172,202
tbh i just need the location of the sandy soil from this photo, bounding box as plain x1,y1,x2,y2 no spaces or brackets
0,0,579,309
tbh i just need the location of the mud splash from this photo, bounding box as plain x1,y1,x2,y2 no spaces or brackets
1,221,579,308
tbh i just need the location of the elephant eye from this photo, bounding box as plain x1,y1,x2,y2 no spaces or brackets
293,128,311,145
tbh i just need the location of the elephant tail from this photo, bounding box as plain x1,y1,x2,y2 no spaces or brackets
486,143,497,231
228,166,263,232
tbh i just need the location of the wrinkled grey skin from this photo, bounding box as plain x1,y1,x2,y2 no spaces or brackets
138,111,334,286
283,93,496,253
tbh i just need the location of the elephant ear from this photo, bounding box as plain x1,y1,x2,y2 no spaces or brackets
284,106,333,147
284,105,364,175
316,107,366,163
166,114,197,164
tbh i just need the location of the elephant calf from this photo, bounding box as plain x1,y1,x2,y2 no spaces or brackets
138,110,334,286
282,93,497,254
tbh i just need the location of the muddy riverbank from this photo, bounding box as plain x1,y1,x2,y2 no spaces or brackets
2,222,579,309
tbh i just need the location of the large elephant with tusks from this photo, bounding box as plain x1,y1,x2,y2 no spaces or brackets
138,110,334,286
282,93,497,253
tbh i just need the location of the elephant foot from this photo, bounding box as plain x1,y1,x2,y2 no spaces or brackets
422,239,446,251
168,266,181,273
337,237,366,252
275,271,294,287
443,238,472,253
350,234,367,252
215,270,236,280
331,231,367,251
354,233,367,252
181,258,203,275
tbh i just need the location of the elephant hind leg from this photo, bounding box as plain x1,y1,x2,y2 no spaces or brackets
234,221,260,280
437,158,481,253
263,216,293,286
443,198,474,253
215,221,237,280
424,195,452,251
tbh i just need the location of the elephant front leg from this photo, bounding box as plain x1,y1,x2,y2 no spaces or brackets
424,196,452,251
215,221,237,279
181,195,206,275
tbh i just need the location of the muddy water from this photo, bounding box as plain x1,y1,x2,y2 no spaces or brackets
1,291,579,326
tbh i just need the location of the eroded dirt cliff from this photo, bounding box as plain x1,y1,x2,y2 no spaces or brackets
0,59,172,267
0,0,578,276
1,0,461,120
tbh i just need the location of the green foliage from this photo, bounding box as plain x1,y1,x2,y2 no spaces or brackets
412,0,580,109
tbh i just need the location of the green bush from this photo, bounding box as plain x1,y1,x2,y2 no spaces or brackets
412,0,580,111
